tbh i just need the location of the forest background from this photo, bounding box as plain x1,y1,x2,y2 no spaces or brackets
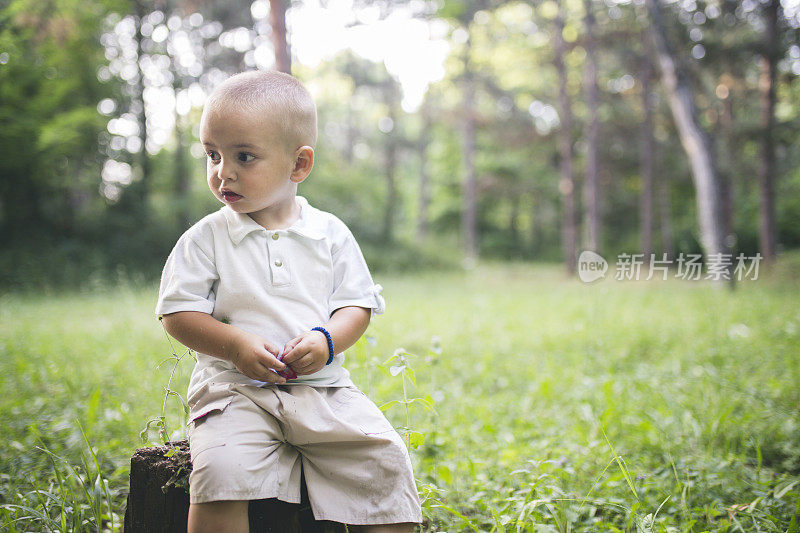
1,0,799,288
2,1,800,531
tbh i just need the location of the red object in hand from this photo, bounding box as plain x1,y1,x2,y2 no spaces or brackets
276,354,297,380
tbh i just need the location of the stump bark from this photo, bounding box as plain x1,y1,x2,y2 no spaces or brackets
124,440,346,533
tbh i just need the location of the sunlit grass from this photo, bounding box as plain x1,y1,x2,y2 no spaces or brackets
1,262,799,531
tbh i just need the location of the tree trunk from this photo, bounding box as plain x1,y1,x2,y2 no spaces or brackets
344,100,355,165
382,128,397,244
582,0,600,254
758,0,779,261
124,441,346,533
124,441,191,532
653,109,675,260
553,7,577,273
417,99,432,241
269,0,291,74
639,42,654,257
461,30,478,264
530,198,545,256
657,172,675,259
173,116,191,231
509,192,521,253
646,0,727,267
133,0,152,208
172,71,191,231
381,83,399,244
655,108,675,260
716,93,735,246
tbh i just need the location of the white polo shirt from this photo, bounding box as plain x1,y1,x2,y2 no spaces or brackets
156,196,385,397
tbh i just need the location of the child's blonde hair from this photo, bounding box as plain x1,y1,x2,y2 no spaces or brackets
204,70,318,151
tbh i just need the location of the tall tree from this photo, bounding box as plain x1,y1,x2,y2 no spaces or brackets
417,97,433,241
716,84,735,248
758,0,779,261
440,0,501,262
381,79,401,243
582,0,600,254
639,39,655,258
132,0,153,208
269,0,291,73
645,0,727,267
172,64,192,230
460,28,479,263
335,52,405,243
553,4,578,272
0,0,115,241
657,159,675,259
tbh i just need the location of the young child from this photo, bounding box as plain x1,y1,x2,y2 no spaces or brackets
156,70,421,533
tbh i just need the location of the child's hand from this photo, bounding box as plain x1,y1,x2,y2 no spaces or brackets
280,330,329,376
230,330,288,383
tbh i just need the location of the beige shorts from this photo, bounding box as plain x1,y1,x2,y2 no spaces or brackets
187,383,422,525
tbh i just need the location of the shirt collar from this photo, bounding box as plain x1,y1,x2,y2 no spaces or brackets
222,196,325,245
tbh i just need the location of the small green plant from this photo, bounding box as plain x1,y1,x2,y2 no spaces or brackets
140,318,194,445
0,425,116,533
380,348,437,450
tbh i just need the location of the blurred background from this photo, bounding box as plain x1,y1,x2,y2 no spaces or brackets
2,4,800,529
1,0,799,289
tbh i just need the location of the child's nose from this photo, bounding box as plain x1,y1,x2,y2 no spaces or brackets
218,158,237,181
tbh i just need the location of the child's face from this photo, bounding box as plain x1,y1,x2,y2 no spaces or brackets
200,105,300,226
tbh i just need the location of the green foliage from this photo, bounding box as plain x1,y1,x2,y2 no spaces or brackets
1,264,800,530
360,237,463,274
380,347,438,450
777,166,800,249
344,263,800,531
0,0,120,238
139,320,194,446
0,286,187,532
0,428,117,532
2,0,799,289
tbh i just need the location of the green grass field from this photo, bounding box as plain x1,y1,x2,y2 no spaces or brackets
1,263,799,532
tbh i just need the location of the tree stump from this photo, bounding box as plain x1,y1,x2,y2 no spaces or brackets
124,440,346,533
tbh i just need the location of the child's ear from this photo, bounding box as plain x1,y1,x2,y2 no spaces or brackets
290,146,314,183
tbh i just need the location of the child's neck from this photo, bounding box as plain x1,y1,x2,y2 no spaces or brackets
248,198,301,230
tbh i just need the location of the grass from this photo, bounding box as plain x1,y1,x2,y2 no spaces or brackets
1,261,799,531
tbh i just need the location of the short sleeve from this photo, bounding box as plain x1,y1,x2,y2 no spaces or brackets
329,231,385,317
155,233,218,317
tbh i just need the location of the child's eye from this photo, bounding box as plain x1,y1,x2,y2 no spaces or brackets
238,152,255,163
206,150,220,162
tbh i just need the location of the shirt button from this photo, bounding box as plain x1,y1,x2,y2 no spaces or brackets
274,260,283,267
272,233,279,240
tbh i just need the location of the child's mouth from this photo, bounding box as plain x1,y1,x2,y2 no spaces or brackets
221,191,243,203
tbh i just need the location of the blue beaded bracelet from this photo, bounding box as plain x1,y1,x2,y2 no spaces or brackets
312,326,335,365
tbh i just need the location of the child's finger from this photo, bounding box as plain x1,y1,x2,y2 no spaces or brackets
291,356,312,373
281,343,307,365
263,341,281,356
259,363,286,383
257,349,286,371
292,353,322,375
280,337,302,357
271,355,289,371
